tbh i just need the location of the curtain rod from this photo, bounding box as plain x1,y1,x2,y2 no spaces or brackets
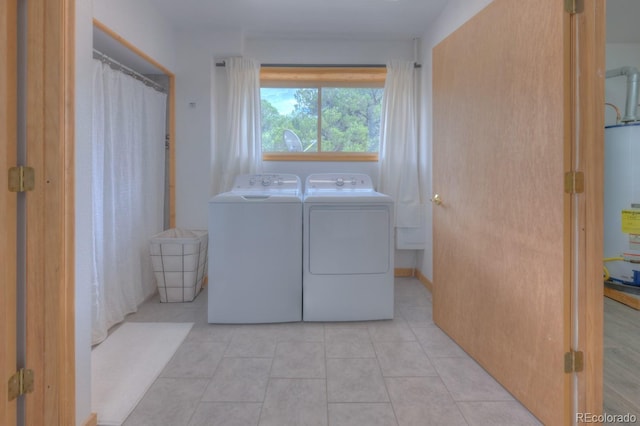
93,49,167,93
215,61,421,69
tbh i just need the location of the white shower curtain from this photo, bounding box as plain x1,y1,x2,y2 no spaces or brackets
378,60,425,249
91,59,167,345
217,57,262,193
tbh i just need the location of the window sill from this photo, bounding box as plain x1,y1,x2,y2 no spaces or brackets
263,152,378,162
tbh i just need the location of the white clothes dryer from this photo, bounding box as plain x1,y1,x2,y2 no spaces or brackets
303,173,394,321
208,174,302,323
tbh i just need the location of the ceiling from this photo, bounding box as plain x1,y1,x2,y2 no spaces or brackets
94,1,640,76
142,0,640,42
146,0,449,40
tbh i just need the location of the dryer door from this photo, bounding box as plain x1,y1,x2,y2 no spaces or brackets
308,206,391,275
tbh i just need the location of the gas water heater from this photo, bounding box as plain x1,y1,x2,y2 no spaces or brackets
604,66,640,287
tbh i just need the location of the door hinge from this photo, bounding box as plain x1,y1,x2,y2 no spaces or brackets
565,0,584,14
8,166,35,193
8,368,34,401
564,171,584,194
564,350,584,373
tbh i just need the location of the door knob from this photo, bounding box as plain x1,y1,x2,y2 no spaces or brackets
431,194,442,206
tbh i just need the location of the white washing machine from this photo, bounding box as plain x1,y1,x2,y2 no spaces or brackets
303,173,394,321
208,174,302,323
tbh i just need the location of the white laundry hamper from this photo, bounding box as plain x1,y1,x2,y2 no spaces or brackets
149,228,208,302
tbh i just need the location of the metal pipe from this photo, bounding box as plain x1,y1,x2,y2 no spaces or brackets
606,66,640,122
214,61,421,69
93,49,167,93
605,102,621,124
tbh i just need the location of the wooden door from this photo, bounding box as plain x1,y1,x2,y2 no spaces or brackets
432,1,603,424
1,0,18,423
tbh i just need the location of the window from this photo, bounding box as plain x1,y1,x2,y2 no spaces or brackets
260,67,386,161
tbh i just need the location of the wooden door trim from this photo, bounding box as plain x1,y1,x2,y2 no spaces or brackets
93,19,176,227
0,0,18,424
25,0,75,424
563,5,574,424
572,0,605,417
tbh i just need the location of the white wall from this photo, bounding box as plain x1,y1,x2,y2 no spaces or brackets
93,0,177,71
173,29,244,229
417,0,494,281
605,43,640,126
245,37,415,65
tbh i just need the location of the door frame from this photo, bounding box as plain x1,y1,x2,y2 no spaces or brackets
24,0,76,424
1,0,18,423
572,0,605,418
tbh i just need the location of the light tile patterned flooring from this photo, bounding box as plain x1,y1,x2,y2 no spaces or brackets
120,278,541,426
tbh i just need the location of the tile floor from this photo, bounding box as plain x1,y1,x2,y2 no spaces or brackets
120,278,541,426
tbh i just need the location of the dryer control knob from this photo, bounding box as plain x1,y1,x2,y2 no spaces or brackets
336,177,345,186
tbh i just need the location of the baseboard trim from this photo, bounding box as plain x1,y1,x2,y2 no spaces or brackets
414,268,433,292
604,287,640,310
394,268,415,277
393,267,433,293
82,413,97,426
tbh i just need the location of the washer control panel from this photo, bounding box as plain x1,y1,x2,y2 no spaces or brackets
305,173,373,192
232,174,301,193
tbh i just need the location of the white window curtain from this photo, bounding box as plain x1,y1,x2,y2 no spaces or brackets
378,60,426,249
218,57,263,193
91,59,167,345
